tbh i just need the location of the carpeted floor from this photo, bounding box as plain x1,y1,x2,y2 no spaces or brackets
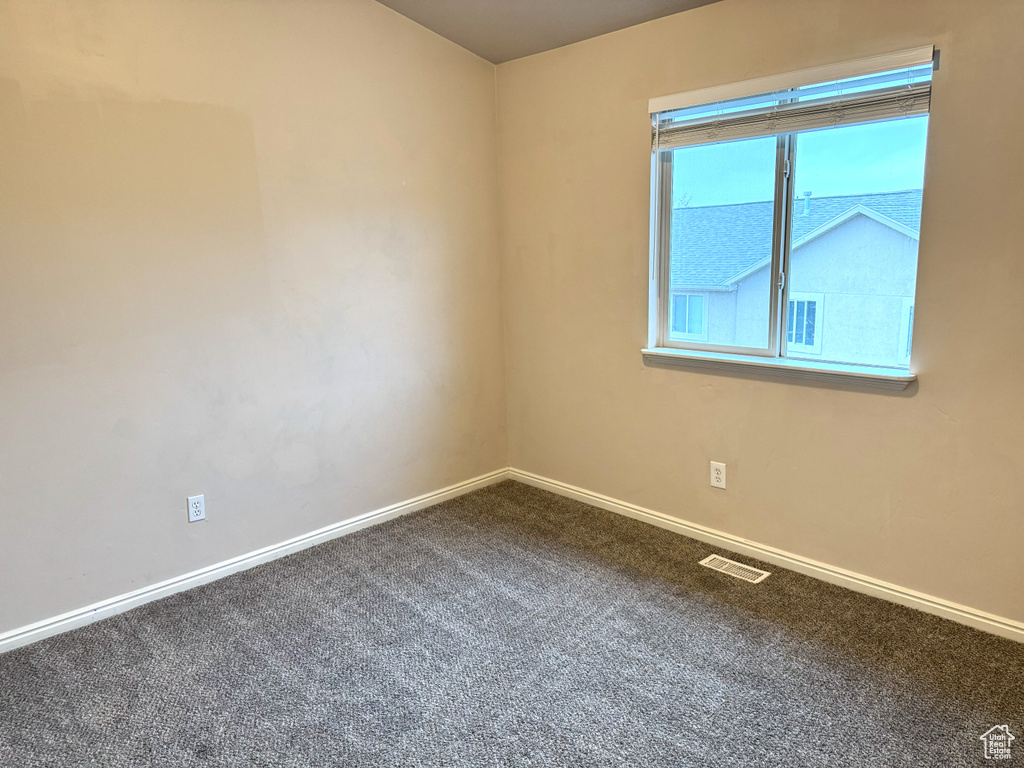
1,480,1021,767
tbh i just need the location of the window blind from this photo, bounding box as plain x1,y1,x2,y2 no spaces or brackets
652,63,933,152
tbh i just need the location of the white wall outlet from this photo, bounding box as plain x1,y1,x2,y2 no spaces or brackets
187,495,205,522
710,462,727,490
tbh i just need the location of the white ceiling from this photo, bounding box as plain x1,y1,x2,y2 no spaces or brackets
375,0,725,64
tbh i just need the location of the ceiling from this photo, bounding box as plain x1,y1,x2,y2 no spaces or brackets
375,0,725,64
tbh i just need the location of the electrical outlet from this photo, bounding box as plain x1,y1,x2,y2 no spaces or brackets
187,495,205,523
710,462,727,490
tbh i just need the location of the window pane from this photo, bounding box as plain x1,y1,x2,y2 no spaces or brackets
670,294,687,335
688,295,704,334
786,116,928,367
805,301,816,346
794,301,805,344
667,137,777,349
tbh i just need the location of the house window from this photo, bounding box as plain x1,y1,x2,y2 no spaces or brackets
786,293,822,355
670,292,707,340
649,49,932,373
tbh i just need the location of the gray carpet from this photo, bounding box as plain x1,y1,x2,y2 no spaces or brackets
1,480,1021,767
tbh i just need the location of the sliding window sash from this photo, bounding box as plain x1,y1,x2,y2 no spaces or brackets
653,136,792,357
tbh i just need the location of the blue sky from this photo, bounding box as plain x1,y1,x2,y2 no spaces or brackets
671,115,929,208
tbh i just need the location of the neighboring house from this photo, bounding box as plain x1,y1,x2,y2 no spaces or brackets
669,190,922,367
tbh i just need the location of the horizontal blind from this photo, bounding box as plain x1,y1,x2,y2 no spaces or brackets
653,71,932,152
649,46,933,114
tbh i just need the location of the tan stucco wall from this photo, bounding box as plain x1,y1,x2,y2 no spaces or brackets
496,0,1024,621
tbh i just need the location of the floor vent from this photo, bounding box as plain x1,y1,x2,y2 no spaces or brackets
699,554,771,584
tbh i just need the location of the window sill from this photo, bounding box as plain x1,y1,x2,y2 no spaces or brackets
641,347,916,391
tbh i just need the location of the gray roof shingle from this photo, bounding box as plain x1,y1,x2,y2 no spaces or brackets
670,190,922,287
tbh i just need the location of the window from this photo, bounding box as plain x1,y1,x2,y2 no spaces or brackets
786,292,822,355
649,49,932,376
670,292,707,340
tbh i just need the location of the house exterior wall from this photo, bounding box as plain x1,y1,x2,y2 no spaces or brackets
706,290,737,345
733,269,772,350
721,213,919,366
788,215,918,366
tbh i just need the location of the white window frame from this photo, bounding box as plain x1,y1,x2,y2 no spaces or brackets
668,291,709,342
785,292,823,355
652,140,787,359
644,48,933,390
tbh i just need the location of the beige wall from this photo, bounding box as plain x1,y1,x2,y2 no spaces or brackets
0,0,507,633
497,0,1024,622
4,0,1022,637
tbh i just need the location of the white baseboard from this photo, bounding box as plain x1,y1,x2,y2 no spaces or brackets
509,468,1024,644
0,468,510,656
6,465,1021,654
